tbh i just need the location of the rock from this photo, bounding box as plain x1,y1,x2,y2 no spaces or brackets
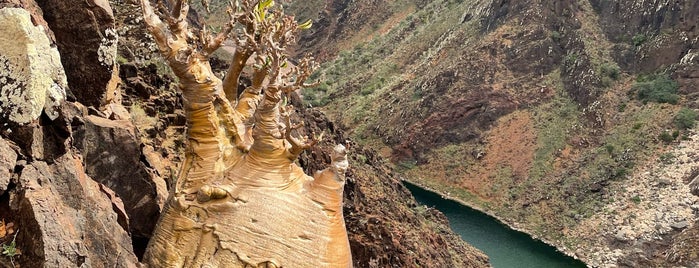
690,176,699,197
0,7,67,124
615,227,635,242
119,62,139,79
655,178,673,186
0,0,55,41
671,221,690,230
73,115,166,239
0,137,17,195
105,103,132,121
34,0,120,107
12,153,138,267
126,77,156,99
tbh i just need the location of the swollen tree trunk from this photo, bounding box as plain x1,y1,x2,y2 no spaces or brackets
138,0,352,267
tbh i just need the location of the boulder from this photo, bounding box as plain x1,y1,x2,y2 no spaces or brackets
73,115,167,239
671,221,690,230
0,7,67,124
12,153,139,267
34,0,120,107
0,0,54,41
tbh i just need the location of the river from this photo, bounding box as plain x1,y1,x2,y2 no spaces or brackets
403,182,587,268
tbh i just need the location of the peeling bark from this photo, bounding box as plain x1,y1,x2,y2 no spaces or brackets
138,0,351,266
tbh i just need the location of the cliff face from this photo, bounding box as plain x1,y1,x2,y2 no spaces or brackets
292,0,699,266
0,0,488,267
299,107,488,267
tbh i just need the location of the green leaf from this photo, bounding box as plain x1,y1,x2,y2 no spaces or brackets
298,19,313,30
259,0,274,9
255,0,274,21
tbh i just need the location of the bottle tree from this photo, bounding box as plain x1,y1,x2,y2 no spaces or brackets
138,0,352,266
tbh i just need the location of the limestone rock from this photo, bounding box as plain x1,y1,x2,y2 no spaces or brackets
0,7,67,124
73,115,166,239
34,0,120,107
0,137,17,195
12,153,138,267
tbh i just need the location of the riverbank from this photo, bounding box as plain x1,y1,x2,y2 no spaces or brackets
401,179,588,266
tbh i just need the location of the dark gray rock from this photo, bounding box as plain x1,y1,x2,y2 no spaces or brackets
34,0,120,107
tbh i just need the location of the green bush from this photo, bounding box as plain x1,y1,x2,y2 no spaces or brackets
674,108,697,130
605,144,615,155
659,131,675,143
550,31,562,42
632,33,647,46
634,74,679,104
660,152,675,164
600,63,620,80
630,195,641,204
599,62,620,87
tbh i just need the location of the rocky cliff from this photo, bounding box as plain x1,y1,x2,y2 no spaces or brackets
293,0,699,266
0,0,488,267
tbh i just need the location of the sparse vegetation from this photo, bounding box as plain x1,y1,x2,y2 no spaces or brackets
550,31,562,42
630,195,641,204
564,53,579,67
632,33,647,47
634,74,679,104
659,130,675,143
130,102,157,127
674,108,697,130
599,62,620,87
659,152,675,164
2,229,19,267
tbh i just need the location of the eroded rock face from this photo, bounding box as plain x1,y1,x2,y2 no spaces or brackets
73,114,167,239
12,153,139,267
0,138,17,195
34,0,119,107
0,7,67,124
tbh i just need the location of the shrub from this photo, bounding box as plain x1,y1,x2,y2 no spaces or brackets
599,62,620,87
550,31,562,42
674,108,697,130
660,152,675,164
659,131,675,143
630,195,641,204
632,33,647,46
564,53,578,66
634,74,679,104
605,144,614,155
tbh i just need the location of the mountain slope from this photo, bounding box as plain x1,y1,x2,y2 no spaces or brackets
292,0,699,266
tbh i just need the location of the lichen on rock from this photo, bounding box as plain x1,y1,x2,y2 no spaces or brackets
0,7,66,124
98,27,119,68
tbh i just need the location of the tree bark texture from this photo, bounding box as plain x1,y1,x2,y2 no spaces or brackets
138,0,352,266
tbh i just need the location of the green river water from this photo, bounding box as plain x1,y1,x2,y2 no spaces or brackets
404,182,587,268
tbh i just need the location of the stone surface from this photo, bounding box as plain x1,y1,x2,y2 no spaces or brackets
0,0,54,41
12,153,138,267
34,0,120,107
0,137,17,195
73,115,166,239
0,7,67,124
